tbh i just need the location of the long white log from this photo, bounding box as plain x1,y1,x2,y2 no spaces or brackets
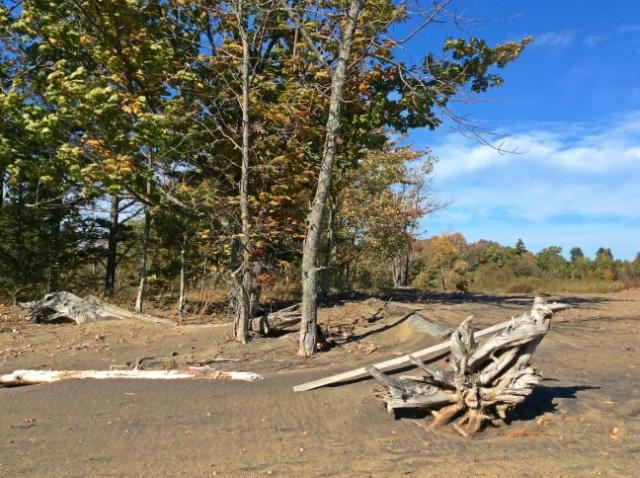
0,368,263,386
292,300,569,392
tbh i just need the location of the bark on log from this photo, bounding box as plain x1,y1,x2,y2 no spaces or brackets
368,297,565,437
250,303,302,335
0,367,263,387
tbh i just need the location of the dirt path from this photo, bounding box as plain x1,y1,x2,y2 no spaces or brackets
1,291,638,477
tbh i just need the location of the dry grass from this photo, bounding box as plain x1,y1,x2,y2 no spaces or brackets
472,277,625,295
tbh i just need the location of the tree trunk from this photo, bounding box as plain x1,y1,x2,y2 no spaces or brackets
135,156,153,313
320,202,335,297
178,233,187,324
440,265,447,291
47,210,62,292
0,171,4,209
392,244,410,288
298,0,364,357
134,206,151,313
233,0,253,344
249,261,263,319
104,195,119,296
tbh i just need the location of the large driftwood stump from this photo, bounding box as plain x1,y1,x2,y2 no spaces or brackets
20,291,175,325
368,297,567,437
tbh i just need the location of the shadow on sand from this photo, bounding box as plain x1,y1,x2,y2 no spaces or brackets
318,288,617,312
505,384,599,422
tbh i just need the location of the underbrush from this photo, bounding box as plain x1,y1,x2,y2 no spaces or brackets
470,277,625,294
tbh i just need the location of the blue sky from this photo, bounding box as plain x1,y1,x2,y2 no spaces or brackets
401,0,640,259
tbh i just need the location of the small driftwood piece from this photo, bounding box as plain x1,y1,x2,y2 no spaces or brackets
250,303,301,335
0,367,263,387
368,297,566,437
293,299,568,392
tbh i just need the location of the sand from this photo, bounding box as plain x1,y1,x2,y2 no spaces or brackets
0,290,638,477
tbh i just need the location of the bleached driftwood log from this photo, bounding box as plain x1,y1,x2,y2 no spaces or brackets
0,367,263,387
367,297,567,437
20,292,175,325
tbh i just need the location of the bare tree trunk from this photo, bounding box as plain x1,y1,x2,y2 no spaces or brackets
233,0,253,344
0,171,4,209
249,261,264,318
134,206,151,313
298,0,364,357
47,208,62,292
320,202,335,297
392,244,410,288
105,195,119,296
135,157,153,313
178,233,187,324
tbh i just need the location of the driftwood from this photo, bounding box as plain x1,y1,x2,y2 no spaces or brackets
368,297,567,437
293,298,568,392
252,301,452,339
406,313,453,337
250,303,302,334
20,292,175,325
19,291,225,328
0,367,263,387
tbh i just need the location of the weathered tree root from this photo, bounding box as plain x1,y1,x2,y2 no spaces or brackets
368,297,567,437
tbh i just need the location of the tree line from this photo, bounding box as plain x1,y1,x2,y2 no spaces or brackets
0,0,530,355
412,234,640,293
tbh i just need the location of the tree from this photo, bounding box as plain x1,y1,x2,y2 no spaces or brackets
570,247,584,262
535,246,566,276
414,234,468,291
3,0,199,297
596,247,614,262
595,247,615,280
515,239,527,255
287,0,365,356
283,0,530,356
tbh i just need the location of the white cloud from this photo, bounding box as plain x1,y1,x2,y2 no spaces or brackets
420,114,640,258
533,31,574,49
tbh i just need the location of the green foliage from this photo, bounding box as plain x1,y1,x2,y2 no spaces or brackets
0,1,532,302
412,234,636,294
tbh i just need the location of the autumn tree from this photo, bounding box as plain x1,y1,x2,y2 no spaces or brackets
278,0,530,355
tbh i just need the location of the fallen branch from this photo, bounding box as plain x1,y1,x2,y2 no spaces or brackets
293,299,568,392
0,367,263,387
368,297,566,437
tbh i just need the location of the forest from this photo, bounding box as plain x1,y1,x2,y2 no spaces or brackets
0,0,535,354
3,0,635,357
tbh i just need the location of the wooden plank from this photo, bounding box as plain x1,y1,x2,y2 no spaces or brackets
293,319,509,392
